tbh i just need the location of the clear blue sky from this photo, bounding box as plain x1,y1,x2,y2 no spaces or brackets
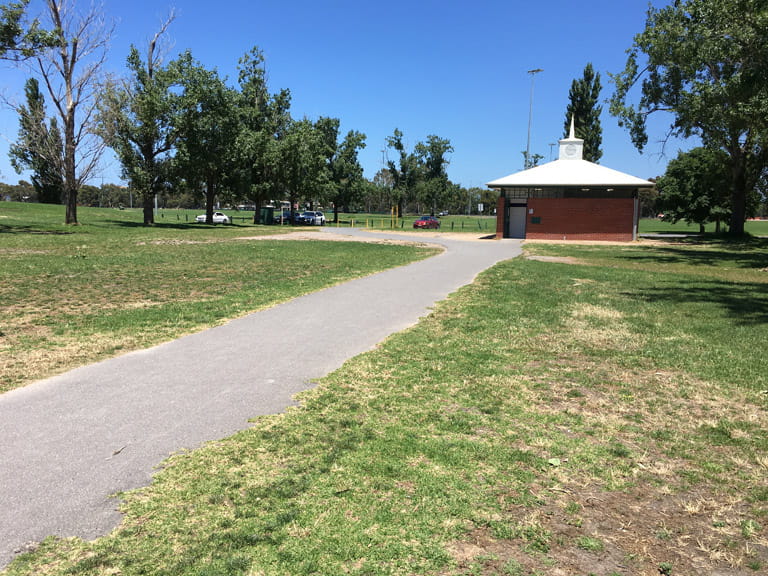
0,0,683,190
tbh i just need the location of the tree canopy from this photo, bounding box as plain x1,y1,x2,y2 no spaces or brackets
4,2,474,221
415,135,453,215
610,0,768,235
174,51,241,224
9,77,63,203
0,0,58,59
656,147,732,232
564,63,603,163
327,129,367,220
98,15,179,225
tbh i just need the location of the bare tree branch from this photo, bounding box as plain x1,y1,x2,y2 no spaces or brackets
16,0,114,223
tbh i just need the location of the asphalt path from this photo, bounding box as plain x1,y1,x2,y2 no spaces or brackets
0,228,522,568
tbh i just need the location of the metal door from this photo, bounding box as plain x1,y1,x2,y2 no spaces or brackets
508,204,527,238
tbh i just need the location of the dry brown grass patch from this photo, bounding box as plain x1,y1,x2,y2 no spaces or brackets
445,481,766,575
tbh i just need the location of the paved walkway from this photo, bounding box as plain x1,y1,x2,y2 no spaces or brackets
0,229,522,568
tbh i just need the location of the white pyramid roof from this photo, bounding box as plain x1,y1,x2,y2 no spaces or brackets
487,158,654,188
487,117,654,189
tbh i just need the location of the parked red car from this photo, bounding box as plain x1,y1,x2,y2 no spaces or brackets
413,215,440,229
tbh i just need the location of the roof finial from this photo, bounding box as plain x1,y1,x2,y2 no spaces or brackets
569,115,576,139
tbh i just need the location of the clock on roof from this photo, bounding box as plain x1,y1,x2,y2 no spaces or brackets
564,143,578,158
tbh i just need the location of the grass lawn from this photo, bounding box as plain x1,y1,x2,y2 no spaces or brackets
0,202,439,393
639,217,768,237
326,212,497,234
3,209,767,575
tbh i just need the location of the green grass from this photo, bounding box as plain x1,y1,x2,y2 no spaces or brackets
3,209,768,575
328,211,497,234
639,217,768,236
0,202,439,392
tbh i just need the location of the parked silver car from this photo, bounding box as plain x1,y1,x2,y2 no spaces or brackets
301,211,326,225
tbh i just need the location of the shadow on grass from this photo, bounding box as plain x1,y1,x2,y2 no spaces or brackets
102,219,200,229
0,224,73,235
625,277,768,326
101,220,270,229
629,237,768,270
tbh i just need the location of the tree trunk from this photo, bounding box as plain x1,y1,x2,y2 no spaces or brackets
65,184,77,224
729,190,746,236
205,176,216,223
728,152,747,236
251,190,265,224
64,116,78,224
143,193,154,225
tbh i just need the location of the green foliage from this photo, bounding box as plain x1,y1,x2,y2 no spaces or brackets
576,536,604,552
415,134,453,214
326,129,367,218
275,117,335,213
98,18,180,225
610,0,768,235
656,147,732,231
174,51,241,223
232,46,293,220
9,77,64,204
564,63,603,163
386,128,421,215
385,129,454,216
0,0,58,59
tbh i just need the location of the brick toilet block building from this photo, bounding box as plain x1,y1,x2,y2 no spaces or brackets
488,120,654,242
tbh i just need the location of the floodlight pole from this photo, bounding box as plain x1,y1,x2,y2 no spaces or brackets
525,68,543,169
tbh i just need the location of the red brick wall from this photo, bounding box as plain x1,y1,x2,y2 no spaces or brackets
525,198,635,242
495,196,506,239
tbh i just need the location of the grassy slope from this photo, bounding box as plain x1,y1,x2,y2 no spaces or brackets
5,235,767,576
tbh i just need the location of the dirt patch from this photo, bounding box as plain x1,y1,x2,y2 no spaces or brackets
523,238,667,247
526,255,584,264
139,230,442,247
445,482,767,575
374,231,498,242
234,231,427,245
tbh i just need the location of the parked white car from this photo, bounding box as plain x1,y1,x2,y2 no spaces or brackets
195,211,230,224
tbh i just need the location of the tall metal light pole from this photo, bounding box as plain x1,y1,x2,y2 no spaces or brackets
525,68,543,169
